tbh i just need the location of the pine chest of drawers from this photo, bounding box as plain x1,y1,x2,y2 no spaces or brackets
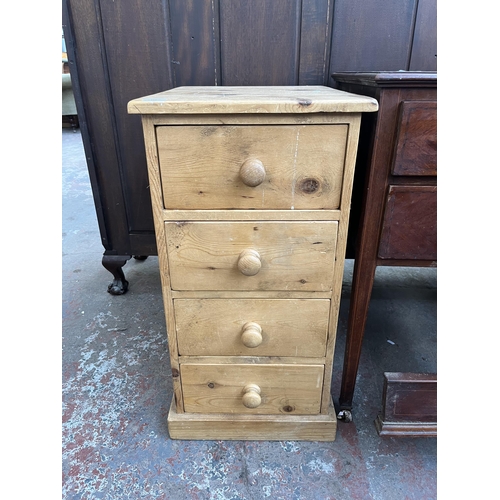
128,86,377,440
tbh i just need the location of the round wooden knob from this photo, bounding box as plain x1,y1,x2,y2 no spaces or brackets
237,249,261,276
239,159,266,187
242,384,262,408
241,322,263,348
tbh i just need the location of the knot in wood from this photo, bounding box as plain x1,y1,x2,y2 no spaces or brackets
299,178,320,194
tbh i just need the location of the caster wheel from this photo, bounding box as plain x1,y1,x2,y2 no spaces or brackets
337,410,353,423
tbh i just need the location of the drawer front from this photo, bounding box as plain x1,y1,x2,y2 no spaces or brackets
156,124,348,210
181,364,324,415
378,185,437,260
391,101,437,176
166,221,337,291
175,298,330,357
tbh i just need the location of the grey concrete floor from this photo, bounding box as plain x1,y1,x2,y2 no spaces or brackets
62,127,437,499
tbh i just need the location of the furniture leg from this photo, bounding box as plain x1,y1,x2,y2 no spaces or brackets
338,255,377,418
102,254,132,295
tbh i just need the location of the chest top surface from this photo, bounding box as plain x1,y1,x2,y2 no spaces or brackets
127,85,378,115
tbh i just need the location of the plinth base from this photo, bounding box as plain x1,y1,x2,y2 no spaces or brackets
167,397,337,441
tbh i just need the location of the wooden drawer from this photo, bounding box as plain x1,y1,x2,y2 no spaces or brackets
181,363,324,415
175,298,330,357
391,101,437,176
156,124,348,210
378,185,437,260
165,221,338,291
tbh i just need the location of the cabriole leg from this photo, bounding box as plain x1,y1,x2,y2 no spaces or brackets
102,254,132,295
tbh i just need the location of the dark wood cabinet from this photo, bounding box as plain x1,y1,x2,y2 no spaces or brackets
62,0,436,294
331,72,437,425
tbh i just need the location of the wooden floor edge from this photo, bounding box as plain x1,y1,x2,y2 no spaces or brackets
374,416,437,437
167,396,338,441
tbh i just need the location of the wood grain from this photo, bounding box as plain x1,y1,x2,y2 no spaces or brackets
165,221,338,291
161,210,341,221
171,290,332,299
321,114,362,413
156,123,348,210
130,87,375,438
298,0,335,85
66,0,436,286
409,0,437,71
219,0,302,85
99,0,173,235
333,74,437,413
375,372,437,437
179,356,326,365
391,101,437,176
167,395,338,441
180,363,324,415
378,185,437,260
141,117,184,411
329,0,417,72
174,298,330,357
128,86,378,114
149,113,369,126
169,0,220,86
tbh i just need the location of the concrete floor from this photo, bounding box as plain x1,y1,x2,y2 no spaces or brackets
62,127,437,499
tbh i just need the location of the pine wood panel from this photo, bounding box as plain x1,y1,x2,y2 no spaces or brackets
148,113,369,126
128,86,378,115
161,210,341,222
320,114,362,413
156,123,348,210
165,221,338,291
180,363,324,415
141,117,184,411
171,290,332,299
179,356,326,365
167,396,337,441
174,298,330,357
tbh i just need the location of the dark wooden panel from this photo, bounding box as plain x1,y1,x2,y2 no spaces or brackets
169,0,220,86
220,0,301,85
375,372,437,437
378,185,437,260
409,0,437,71
66,0,130,251
329,0,417,72
298,0,335,84
392,101,437,176
99,0,173,235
